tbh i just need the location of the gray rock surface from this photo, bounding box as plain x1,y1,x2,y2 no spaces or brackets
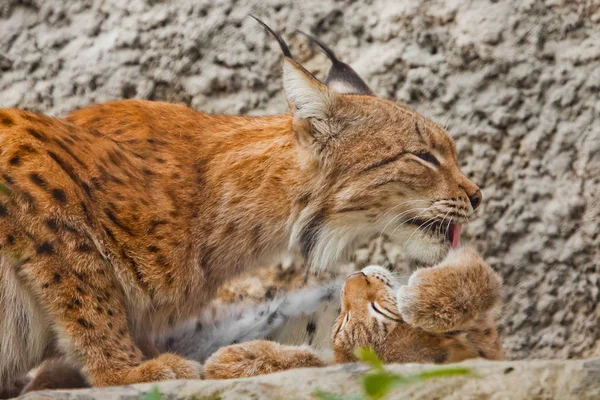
0,0,599,362
18,358,600,400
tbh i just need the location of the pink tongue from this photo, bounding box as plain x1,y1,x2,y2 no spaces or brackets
451,224,461,249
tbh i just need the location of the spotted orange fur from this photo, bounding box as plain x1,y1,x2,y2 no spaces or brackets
0,27,482,393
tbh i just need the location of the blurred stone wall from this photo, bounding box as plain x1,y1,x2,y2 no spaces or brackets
1,0,599,360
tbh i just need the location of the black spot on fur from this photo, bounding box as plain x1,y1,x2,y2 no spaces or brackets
107,150,122,166
36,242,54,255
19,144,37,154
107,309,114,316
21,112,51,126
76,286,86,295
29,172,48,189
53,272,62,283
6,235,15,245
157,255,169,267
0,113,14,127
306,320,317,335
147,245,160,253
82,181,93,198
265,286,276,300
45,219,59,232
299,210,325,262
53,139,86,167
104,208,134,236
2,174,13,185
51,188,67,204
81,202,93,224
483,328,492,336
77,318,94,329
0,204,7,217
25,127,47,142
147,138,167,146
76,243,93,252
72,298,82,307
62,136,75,146
195,321,203,332
142,168,154,176
47,151,83,188
89,129,103,138
267,311,279,325
101,226,116,244
148,219,168,235
9,154,20,165
42,282,50,288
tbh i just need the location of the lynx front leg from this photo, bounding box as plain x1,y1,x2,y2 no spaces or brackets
21,252,202,387
396,247,502,333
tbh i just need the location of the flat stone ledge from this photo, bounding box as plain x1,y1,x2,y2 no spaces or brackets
18,358,600,400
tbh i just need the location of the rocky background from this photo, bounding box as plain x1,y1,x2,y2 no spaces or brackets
0,0,599,362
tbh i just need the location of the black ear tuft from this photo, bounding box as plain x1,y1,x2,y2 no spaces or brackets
250,15,292,59
298,31,374,96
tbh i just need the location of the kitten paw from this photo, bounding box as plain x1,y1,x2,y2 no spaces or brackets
397,247,502,332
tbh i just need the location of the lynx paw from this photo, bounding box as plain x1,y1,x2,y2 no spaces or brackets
95,354,203,386
397,247,502,333
205,340,324,379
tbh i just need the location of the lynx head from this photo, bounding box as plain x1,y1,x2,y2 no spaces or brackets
253,18,481,269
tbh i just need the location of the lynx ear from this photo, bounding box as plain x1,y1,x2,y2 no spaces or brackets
282,59,334,120
298,31,374,96
250,15,335,122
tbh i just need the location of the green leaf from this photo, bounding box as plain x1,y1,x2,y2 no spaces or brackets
354,347,384,371
406,366,472,383
141,386,162,400
362,372,397,400
362,366,472,399
314,390,364,400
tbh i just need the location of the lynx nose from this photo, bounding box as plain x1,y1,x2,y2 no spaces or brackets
469,189,482,210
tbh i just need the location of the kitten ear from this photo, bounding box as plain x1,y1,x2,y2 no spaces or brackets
298,31,374,96
282,58,334,120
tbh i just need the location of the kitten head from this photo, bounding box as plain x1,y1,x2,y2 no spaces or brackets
254,18,481,268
